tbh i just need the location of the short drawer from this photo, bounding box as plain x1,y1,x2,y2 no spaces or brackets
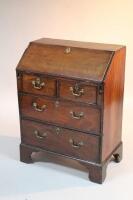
21,119,100,162
18,74,56,97
20,94,101,134
60,80,97,104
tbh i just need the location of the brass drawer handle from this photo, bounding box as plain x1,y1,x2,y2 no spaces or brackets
32,78,45,90
70,111,84,119
34,130,47,139
32,102,46,112
69,138,84,149
70,84,84,97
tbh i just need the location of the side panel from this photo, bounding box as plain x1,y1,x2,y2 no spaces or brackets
102,47,126,161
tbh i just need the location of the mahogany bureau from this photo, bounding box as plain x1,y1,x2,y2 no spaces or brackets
16,38,126,183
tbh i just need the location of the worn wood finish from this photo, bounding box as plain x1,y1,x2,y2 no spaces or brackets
21,119,100,162
16,38,126,184
17,42,114,82
60,79,97,104
20,94,100,134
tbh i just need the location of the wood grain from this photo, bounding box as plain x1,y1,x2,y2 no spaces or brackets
101,47,126,161
20,74,56,97
20,94,101,134
17,42,114,82
59,79,97,104
16,38,126,183
21,119,100,162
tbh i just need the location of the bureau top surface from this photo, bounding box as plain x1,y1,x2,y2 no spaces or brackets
17,38,124,82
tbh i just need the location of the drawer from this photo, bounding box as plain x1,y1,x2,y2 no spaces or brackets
21,119,100,162
19,74,56,97
60,80,97,104
20,94,100,134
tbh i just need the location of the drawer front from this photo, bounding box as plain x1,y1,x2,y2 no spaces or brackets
60,80,97,104
21,119,100,162
19,74,56,96
20,94,100,134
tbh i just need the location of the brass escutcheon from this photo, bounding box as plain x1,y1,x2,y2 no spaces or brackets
64,47,71,54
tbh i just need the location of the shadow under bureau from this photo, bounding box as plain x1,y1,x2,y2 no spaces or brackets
16,38,126,183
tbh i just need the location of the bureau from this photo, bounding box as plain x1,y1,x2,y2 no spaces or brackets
16,38,126,183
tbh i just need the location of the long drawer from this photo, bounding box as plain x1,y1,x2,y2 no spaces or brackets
21,119,100,162
20,94,101,134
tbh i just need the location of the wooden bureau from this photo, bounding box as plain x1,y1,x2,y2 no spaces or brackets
16,38,126,183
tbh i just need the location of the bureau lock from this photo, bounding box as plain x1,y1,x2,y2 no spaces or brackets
64,47,71,54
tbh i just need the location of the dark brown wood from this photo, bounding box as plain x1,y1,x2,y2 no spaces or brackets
21,119,100,162
20,94,101,134
82,142,122,183
20,143,33,163
60,79,97,104
16,38,126,184
19,74,56,97
19,140,122,184
88,162,108,184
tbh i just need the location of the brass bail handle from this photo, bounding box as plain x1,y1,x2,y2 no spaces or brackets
34,130,47,139
32,77,45,90
32,102,46,112
70,111,84,120
69,138,84,149
70,83,84,97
